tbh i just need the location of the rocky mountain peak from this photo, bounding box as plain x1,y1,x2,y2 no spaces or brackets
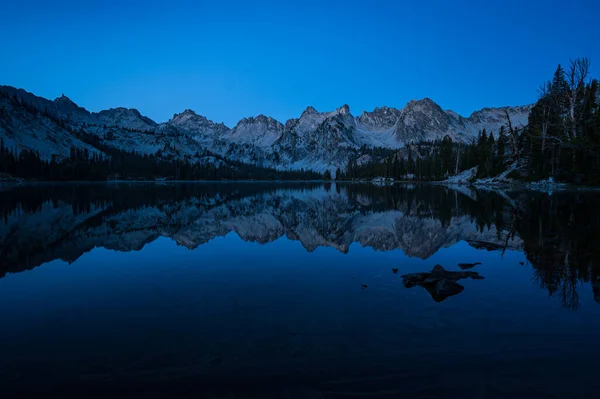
336,104,351,115
175,109,198,117
235,114,283,130
54,94,75,104
99,107,140,116
52,94,85,114
393,98,452,142
225,114,284,150
405,97,441,111
372,106,396,114
239,114,266,123
169,109,229,129
95,107,157,130
0,84,533,174
301,106,318,116
358,106,402,131
171,109,210,124
165,109,229,146
402,98,448,120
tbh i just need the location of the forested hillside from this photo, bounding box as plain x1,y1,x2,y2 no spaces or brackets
340,58,600,185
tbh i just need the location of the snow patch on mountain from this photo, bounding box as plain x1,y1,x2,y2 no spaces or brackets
0,85,532,172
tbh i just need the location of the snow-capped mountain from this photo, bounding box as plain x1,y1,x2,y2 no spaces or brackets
0,84,531,172
223,115,284,148
95,107,157,131
166,109,229,144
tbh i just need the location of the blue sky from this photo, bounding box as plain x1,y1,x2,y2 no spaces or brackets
2,0,599,126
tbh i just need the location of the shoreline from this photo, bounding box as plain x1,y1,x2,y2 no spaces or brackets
432,179,600,192
2,178,600,191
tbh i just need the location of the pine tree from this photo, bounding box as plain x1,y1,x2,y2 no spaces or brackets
439,136,453,177
496,126,506,173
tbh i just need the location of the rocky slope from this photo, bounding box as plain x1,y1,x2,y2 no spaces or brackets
0,85,531,172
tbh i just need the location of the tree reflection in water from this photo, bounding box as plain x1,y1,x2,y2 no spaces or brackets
1,182,599,310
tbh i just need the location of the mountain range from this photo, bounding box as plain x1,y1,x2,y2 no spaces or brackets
0,85,531,173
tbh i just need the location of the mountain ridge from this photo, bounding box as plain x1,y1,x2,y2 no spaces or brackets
0,84,532,172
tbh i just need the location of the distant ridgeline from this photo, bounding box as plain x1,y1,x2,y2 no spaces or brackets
0,81,526,182
0,89,321,181
0,93,320,181
0,57,598,183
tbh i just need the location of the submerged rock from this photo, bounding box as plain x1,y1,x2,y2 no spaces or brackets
434,279,465,297
466,240,505,251
401,265,484,302
457,262,482,270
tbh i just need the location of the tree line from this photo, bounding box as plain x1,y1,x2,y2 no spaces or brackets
0,88,322,181
339,57,600,184
2,58,599,183
0,137,322,181
523,59,600,184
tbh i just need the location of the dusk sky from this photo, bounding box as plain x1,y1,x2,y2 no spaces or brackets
2,0,599,126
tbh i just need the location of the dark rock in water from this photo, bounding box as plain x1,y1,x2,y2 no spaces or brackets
401,272,429,288
401,264,483,302
428,264,481,280
392,268,399,274
457,262,482,270
431,264,444,273
466,240,505,251
435,279,465,297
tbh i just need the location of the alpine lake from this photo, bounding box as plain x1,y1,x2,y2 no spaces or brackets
1,182,599,398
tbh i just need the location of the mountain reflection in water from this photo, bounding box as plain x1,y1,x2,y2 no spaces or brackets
1,182,600,398
1,182,598,309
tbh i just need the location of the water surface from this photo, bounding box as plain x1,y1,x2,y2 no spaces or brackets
1,183,599,398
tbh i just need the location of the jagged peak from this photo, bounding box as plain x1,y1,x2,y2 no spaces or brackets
169,109,229,129
236,114,280,125
180,108,197,116
284,117,299,130
364,105,400,115
98,107,142,115
301,106,318,116
406,97,438,107
171,109,204,120
336,104,351,115
54,94,76,104
402,98,446,116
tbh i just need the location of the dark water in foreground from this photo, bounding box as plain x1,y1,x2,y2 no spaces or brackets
1,182,600,398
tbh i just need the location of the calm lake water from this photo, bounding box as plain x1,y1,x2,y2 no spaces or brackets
1,182,600,398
